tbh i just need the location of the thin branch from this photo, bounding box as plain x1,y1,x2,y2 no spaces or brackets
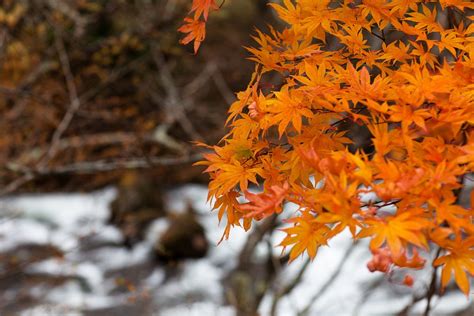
45,0,88,36
1,153,204,196
41,28,82,164
78,55,147,105
271,258,311,316
183,62,216,98
238,215,278,269
371,30,386,43
424,248,442,316
297,242,359,316
152,45,204,140
11,131,185,165
35,153,204,175
0,174,35,196
353,277,385,316
1,60,58,119
211,65,236,104
396,247,442,316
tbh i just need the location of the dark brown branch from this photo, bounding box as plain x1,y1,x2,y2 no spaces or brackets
238,215,278,269
41,27,82,165
397,248,443,316
424,248,442,316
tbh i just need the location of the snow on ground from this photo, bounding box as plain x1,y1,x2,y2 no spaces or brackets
0,184,472,315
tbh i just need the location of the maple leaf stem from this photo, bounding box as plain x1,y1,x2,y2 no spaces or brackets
327,107,365,132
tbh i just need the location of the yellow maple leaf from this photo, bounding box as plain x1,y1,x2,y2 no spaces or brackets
358,210,430,256
280,211,330,261
434,238,474,295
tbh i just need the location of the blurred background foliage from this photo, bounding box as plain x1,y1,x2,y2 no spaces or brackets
0,0,274,193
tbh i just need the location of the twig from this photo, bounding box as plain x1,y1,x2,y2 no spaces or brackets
297,242,359,316
183,62,216,98
396,247,442,316
152,45,204,140
238,215,278,269
12,131,179,165
1,60,58,119
78,55,147,105
0,174,35,196
371,30,386,43
211,65,236,104
353,277,385,316
151,124,188,153
270,258,311,316
225,215,280,315
424,248,442,316
45,0,88,36
41,28,81,165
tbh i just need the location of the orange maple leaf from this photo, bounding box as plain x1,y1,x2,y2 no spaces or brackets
358,210,429,256
190,0,218,21
279,211,330,262
434,238,474,295
178,17,206,54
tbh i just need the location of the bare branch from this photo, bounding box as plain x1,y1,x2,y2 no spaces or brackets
152,46,204,140
41,28,82,164
183,62,216,98
238,215,278,269
298,242,359,316
395,248,443,316
44,0,88,36
1,152,205,196
0,174,35,196
211,65,236,104
271,258,311,316
34,153,203,175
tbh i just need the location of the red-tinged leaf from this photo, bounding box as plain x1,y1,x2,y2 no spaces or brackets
240,182,289,219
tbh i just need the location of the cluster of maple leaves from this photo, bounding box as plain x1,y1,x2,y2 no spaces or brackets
182,0,474,295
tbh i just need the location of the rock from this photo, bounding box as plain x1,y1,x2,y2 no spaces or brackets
154,210,208,263
109,172,165,247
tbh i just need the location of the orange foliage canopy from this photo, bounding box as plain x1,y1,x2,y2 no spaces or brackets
185,0,474,294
